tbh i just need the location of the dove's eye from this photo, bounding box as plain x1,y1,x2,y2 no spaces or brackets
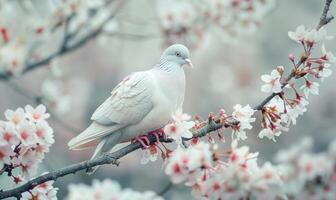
175,52,181,57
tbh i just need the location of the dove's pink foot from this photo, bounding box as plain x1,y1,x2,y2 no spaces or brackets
150,131,160,143
132,135,150,148
149,128,165,143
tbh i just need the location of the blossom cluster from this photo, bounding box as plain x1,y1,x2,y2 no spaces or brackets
165,141,283,199
274,137,336,199
0,105,54,181
157,0,275,47
258,25,335,141
66,179,163,200
21,180,58,200
0,0,115,76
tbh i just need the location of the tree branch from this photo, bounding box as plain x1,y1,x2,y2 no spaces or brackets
0,0,123,81
0,0,334,199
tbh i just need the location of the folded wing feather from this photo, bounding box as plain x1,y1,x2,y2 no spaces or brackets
68,71,155,150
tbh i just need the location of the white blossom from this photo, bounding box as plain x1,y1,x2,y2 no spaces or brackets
66,179,163,200
163,111,195,145
21,181,58,200
140,144,159,165
300,80,319,98
0,105,54,179
231,104,256,140
261,69,282,93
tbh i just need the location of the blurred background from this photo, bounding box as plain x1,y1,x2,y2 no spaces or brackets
0,0,335,199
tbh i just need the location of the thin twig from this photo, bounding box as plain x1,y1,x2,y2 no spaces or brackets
0,0,123,80
254,0,333,111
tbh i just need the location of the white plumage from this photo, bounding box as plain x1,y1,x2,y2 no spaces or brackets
68,44,192,173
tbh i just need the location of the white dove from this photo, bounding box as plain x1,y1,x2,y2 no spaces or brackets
68,44,192,173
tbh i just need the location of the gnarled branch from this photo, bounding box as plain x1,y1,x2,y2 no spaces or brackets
0,0,124,80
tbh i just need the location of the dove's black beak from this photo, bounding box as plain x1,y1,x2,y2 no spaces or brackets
184,58,193,68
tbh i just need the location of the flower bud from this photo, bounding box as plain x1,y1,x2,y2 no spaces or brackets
288,54,295,62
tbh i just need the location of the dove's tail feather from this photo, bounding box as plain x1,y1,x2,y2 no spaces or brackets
86,131,122,174
68,122,122,150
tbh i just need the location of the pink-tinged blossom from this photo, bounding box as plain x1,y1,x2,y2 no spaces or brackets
229,140,259,166
285,97,309,125
165,142,213,184
231,104,256,140
273,138,336,198
0,42,27,75
297,153,333,182
0,145,14,167
0,121,19,146
300,80,319,98
187,140,283,199
164,112,195,145
25,105,50,122
4,107,25,125
261,69,282,93
140,144,159,165
21,180,58,200
288,25,307,43
319,63,333,79
321,44,336,63
35,121,54,146
258,98,290,141
288,25,333,45
17,122,37,146
0,105,54,181
67,179,163,200
258,127,281,142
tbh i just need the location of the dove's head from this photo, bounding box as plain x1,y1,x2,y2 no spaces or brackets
160,44,193,68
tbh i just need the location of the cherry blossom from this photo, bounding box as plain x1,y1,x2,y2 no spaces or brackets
4,107,25,125
258,127,281,142
261,69,282,93
0,105,54,180
274,138,336,199
17,122,37,146
35,121,54,146
166,140,284,199
165,142,213,184
231,104,255,140
156,0,274,47
288,25,333,44
300,80,319,98
21,180,58,200
140,144,159,165
25,105,50,122
288,25,307,43
163,112,195,145
66,179,163,200
0,121,19,145
0,146,14,167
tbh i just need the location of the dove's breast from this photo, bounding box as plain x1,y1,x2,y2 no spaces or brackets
120,68,186,142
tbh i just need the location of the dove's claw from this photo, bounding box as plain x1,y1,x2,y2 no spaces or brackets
149,131,160,143
140,135,150,146
133,135,151,149
134,137,148,149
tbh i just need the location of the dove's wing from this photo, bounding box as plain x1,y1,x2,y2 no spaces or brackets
91,71,154,126
68,71,155,149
